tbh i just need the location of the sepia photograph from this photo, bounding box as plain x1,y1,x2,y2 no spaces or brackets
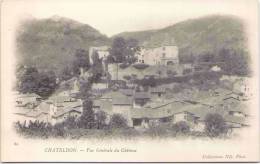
1,0,259,162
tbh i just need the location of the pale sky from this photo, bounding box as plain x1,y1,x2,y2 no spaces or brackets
2,0,257,36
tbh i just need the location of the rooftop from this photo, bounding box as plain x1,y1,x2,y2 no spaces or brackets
134,92,150,99
112,97,133,105
16,93,41,99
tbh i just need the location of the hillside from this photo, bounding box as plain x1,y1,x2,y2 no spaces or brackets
16,15,249,76
16,16,111,75
114,15,247,60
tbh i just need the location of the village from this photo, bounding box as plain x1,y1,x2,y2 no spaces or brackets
14,43,252,136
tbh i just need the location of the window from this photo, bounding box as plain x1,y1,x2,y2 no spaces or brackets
142,60,144,63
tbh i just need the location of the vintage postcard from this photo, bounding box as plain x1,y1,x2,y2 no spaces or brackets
1,0,259,162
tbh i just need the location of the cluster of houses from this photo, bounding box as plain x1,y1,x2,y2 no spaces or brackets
14,91,83,125
92,83,251,130
13,44,252,132
14,74,251,132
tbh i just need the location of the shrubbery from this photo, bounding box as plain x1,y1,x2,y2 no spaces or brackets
132,63,149,70
204,113,228,137
172,121,190,134
119,63,130,69
109,114,129,129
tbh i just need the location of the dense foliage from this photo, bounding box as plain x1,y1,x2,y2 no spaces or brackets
205,113,228,137
109,37,138,64
17,66,58,98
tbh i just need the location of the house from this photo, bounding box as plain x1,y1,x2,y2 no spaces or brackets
89,46,110,64
226,103,249,118
15,97,84,125
14,109,51,126
232,78,252,99
93,95,133,126
93,99,113,114
51,105,83,124
119,88,135,97
99,91,126,101
92,81,108,90
131,100,191,128
133,92,151,108
150,87,166,100
135,45,179,65
15,93,42,109
211,88,232,97
14,100,52,125
224,115,249,128
112,96,133,126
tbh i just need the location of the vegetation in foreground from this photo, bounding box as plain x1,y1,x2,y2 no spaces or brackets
14,113,230,140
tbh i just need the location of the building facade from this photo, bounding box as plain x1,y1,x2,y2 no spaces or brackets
89,46,110,64
135,45,179,65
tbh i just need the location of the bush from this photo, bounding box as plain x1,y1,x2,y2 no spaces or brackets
119,63,130,69
109,114,128,129
144,123,175,138
138,76,157,87
133,63,149,70
63,116,78,129
204,113,228,137
167,70,177,77
172,121,190,134
95,111,107,129
183,68,192,75
123,75,132,81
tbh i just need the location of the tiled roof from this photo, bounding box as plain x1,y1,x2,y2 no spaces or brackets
112,97,133,105
100,91,126,99
119,89,134,96
131,101,192,119
52,106,82,118
224,115,248,125
25,110,46,118
150,87,166,93
93,99,113,114
227,103,249,115
134,92,150,99
49,96,76,103
17,93,41,98
13,108,32,115
36,101,51,113
213,88,232,95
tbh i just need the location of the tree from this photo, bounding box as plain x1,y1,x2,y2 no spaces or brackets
18,66,39,94
126,38,139,49
95,111,107,129
140,76,157,87
78,100,95,129
109,114,128,129
217,48,250,76
110,37,127,63
79,80,92,99
61,66,73,81
172,121,190,134
36,71,58,98
72,49,90,76
109,37,139,64
204,113,228,137
18,67,57,98
90,51,104,82
62,116,77,129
